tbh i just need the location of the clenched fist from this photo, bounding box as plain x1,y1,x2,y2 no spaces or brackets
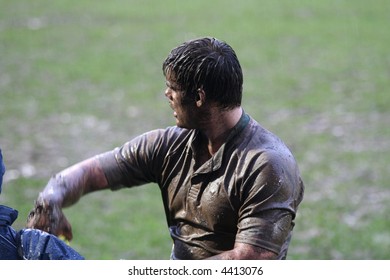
26,195,73,241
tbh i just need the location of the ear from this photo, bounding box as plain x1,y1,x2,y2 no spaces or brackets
196,88,206,107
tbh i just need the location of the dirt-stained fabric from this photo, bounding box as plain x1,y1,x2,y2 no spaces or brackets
98,113,304,259
0,205,84,260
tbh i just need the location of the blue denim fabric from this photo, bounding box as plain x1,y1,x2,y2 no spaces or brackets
0,149,5,193
0,206,20,259
0,205,84,260
0,150,84,260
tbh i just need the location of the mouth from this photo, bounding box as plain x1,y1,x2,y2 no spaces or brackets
169,102,177,118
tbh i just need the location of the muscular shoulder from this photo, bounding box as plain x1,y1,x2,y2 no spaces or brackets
233,117,303,199
237,118,296,169
136,126,193,156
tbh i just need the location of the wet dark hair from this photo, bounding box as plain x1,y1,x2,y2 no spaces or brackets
162,37,243,109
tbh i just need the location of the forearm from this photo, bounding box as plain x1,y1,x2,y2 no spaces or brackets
40,157,109,208
206,243,277,260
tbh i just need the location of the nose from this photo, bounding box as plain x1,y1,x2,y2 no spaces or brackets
165,87,172,100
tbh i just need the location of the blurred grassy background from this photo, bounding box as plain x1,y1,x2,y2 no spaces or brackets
1,0,389,259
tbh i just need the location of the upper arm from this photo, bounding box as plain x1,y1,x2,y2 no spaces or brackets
97,132,165,188
235,151,299,257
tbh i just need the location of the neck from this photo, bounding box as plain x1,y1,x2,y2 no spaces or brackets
199,106,243,155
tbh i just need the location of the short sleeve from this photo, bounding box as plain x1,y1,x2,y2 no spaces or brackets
97,129,168,190
235,151,302,255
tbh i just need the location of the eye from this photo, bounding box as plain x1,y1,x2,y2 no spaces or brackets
166,81,180,92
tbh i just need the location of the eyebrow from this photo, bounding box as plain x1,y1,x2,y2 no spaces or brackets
166,80,180,91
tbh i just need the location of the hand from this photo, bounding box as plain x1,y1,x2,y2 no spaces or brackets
26,195,73,241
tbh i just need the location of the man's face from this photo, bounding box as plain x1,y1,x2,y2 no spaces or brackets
164,78,198,129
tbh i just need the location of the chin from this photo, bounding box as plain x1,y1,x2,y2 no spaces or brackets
176,123,187,128
175,117,196,129
176,121,190,129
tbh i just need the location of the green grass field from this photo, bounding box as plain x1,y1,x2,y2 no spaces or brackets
1,0,389,259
